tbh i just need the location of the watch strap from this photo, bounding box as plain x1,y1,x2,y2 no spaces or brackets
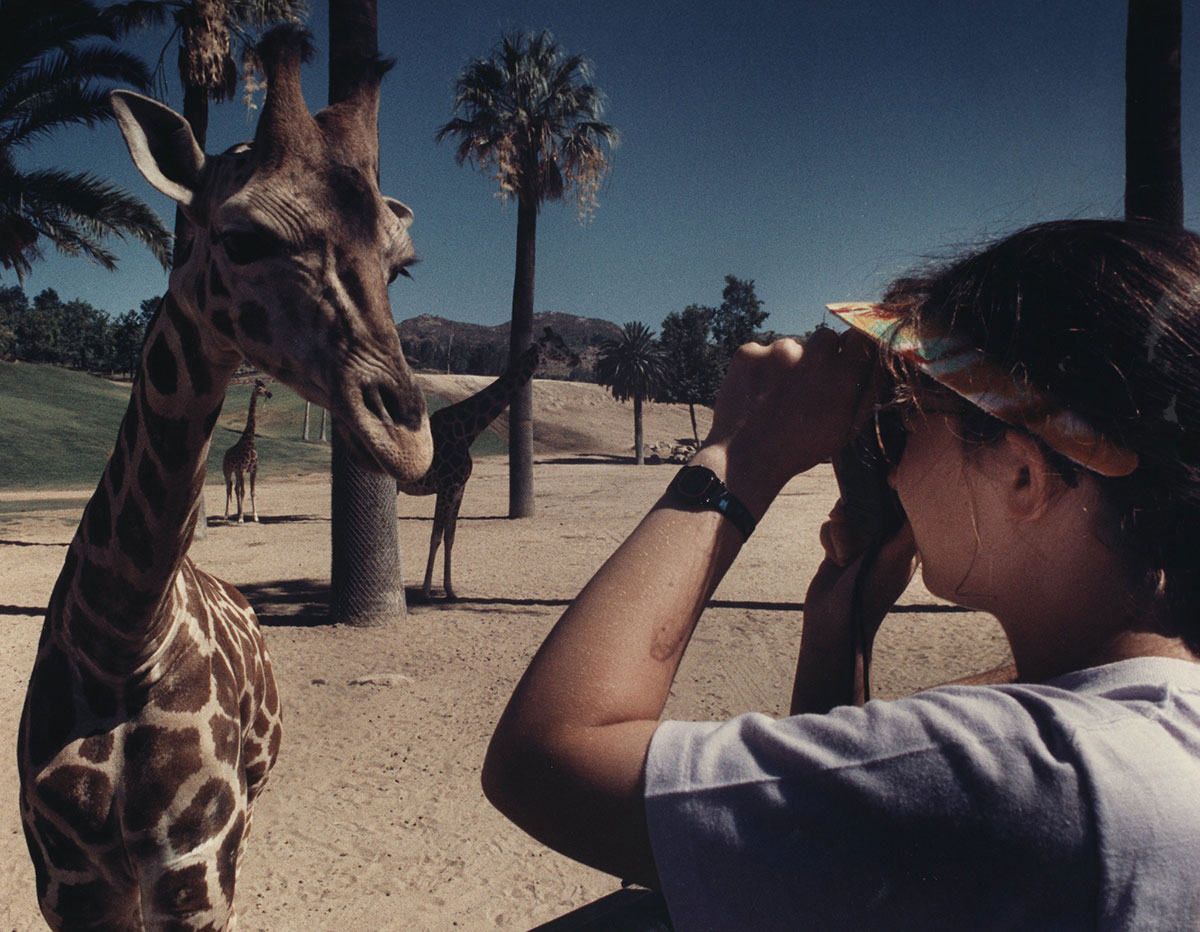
667,465,757,541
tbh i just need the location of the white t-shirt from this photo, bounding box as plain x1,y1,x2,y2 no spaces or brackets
645,657,1200,931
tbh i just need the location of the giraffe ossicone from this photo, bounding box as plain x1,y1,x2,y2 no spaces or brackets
399,327,580,601
18,25,431,932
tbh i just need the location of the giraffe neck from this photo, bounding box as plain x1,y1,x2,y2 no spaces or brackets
242,392,260,442
444,343,542,441
53,292,239,671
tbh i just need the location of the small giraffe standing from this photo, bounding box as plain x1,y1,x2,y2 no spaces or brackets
17,28,431,932
222,379,272,523
399,328,578,601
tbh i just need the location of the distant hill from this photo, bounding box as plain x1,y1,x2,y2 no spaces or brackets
397,311,623,378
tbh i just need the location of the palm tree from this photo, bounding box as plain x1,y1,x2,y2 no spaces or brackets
325,0,411,626
596,321,670,466
1124,0,1182,226
111,0,308,252
437,29,618,516
0,0,171,279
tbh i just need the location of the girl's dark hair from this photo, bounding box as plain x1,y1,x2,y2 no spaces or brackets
881,219,1200,652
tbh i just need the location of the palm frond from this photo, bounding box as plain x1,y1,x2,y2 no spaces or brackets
438,28,618,215
13,168,172,270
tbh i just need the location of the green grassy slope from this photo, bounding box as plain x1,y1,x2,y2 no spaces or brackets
0,362,503,492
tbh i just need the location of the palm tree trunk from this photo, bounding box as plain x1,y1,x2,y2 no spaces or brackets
509,196,537,517
634,394,645,466
326,0,407,625
1125,0,1183,226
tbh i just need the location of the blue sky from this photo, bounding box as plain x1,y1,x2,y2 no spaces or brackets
13,1,1200,338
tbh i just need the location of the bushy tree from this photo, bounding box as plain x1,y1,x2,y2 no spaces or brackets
710,274,769,364
660,304,722,443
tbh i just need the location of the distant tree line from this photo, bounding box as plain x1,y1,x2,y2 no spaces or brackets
596,274,819,462
0,286,159,378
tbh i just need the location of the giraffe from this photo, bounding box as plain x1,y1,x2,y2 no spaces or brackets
17,27,432,932
222,380,272,524
399,327,578,601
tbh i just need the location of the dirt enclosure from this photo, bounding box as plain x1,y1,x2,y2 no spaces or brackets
0,377,1010,931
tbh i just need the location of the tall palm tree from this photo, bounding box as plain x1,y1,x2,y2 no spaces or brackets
596,321,670,466
325,0,411,626
437,29,618,516
1124,0,1182,226
0,0,171,279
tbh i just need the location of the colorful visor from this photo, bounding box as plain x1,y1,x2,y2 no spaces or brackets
827,302,1139,478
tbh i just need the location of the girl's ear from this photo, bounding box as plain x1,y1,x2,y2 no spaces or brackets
997,431,1070,521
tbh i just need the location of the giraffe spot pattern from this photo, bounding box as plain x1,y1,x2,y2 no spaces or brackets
38,765,115,844
217,812,245,905
168,777,236,856
85,483,111,549
78,731,113,764
139,388,192,473
24,645,75,769
164,295,212,397
53,876,112,923
147,333,179,397
154,644,212,715
208,264,229,299
30,810,90,872
153,861,212,916
115,496,155,573
122,725,204,833
122,397,139,459
209,712,239,766
138,452,168,519
78,659,118,719
211,306,235,338
108,441,125,496
237,300,272,344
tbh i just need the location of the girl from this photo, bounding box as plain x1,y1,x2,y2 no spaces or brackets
484,220,1200,930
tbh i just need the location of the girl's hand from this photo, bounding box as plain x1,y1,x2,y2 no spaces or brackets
696,328,880,520
792,505,919,713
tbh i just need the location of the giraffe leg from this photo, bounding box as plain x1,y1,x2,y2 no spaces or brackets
442,485,466,601
248,463,259,523
423,491,451,601
224,472,233,519
234,472,245,525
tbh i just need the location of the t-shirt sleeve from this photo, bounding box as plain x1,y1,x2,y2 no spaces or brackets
643,687,1098,932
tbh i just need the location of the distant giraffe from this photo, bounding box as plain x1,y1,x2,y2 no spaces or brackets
223,379,272,523
17,27,431,932
399,328,579,601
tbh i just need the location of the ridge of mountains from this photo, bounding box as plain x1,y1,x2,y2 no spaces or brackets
396,311,623,376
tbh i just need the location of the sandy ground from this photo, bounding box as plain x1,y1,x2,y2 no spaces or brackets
0,376,1011,931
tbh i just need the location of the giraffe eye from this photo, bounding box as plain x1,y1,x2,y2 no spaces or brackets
218,229,292,265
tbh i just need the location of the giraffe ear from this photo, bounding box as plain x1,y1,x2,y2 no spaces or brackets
385,197,414,230
110,91,206,210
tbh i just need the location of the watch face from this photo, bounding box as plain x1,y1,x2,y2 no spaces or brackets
674,466,718,503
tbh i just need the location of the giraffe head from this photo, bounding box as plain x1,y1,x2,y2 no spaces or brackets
252,378,273,402
110,26,432,481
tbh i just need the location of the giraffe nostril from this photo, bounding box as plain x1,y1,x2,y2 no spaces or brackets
362,384,418,430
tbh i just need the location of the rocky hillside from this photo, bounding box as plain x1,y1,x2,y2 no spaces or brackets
397,311,623,378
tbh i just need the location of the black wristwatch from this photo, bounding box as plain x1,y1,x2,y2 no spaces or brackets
666,465,757,541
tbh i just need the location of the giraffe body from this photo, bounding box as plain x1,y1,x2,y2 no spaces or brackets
399,329,577,600
18,27,431,932
222,380,272,523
